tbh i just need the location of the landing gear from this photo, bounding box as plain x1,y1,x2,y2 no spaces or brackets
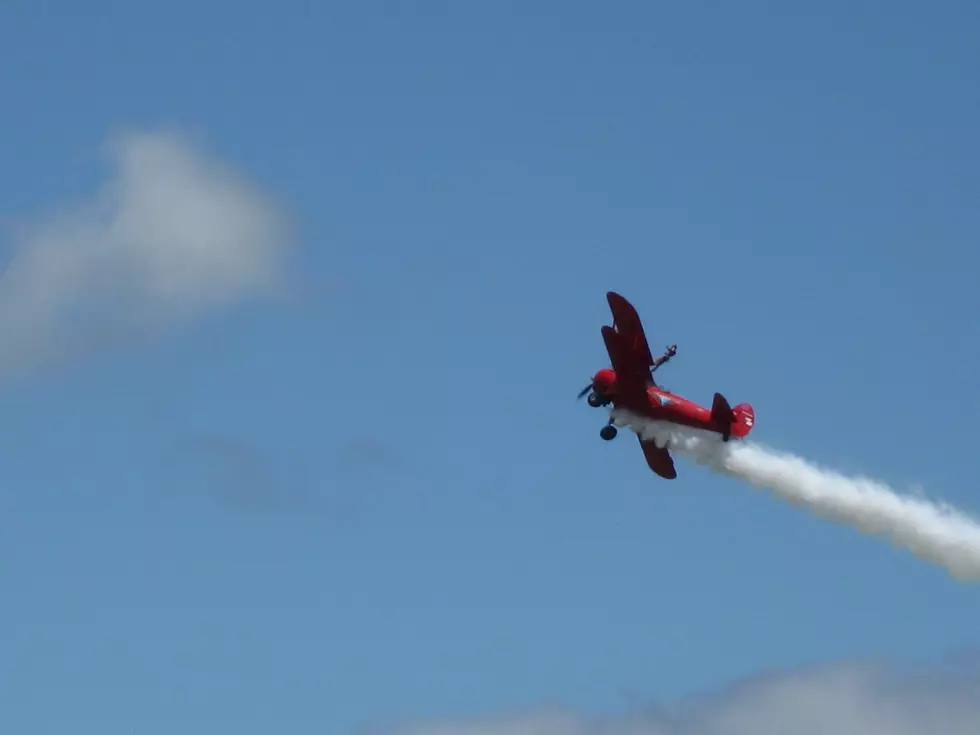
587,392,605,408
599,424,618,441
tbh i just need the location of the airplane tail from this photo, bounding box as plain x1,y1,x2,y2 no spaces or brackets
710,392,755,439
731,402,755,438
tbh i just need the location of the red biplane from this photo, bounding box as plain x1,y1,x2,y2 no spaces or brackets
578,291,755,479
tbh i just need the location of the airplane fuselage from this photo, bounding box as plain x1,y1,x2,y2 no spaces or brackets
589,367,753,441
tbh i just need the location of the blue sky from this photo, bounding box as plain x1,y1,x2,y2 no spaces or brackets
2,1,979,733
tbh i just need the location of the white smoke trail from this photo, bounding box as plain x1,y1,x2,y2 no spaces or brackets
610,408,980,581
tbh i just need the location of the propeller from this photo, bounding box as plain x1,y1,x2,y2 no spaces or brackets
577,381,594,399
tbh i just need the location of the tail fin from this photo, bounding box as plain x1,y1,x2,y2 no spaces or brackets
710,392,755,439
710,392,735,425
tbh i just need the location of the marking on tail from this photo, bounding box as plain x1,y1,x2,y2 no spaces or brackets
731,402,756,438
711,393,755,439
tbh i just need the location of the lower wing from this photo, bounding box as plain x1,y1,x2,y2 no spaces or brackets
639,437,677,479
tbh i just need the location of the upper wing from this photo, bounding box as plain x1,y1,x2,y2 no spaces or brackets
606,292,655,367
639,437,677,479
602,291,656,398
602,325,650,401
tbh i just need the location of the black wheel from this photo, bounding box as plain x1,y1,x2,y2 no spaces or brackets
587,392,604,407
599,425,617,441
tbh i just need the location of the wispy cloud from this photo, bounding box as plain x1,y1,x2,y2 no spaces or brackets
337,437,402,472
358,658,980,735
165,432,413,522
0,127,292,377
173,434,312,512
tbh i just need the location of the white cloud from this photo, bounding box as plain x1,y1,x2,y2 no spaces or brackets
0,127,291,375
361,659,980,735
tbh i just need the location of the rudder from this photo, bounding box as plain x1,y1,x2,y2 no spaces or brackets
711,393,755,440
730,402,755,438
